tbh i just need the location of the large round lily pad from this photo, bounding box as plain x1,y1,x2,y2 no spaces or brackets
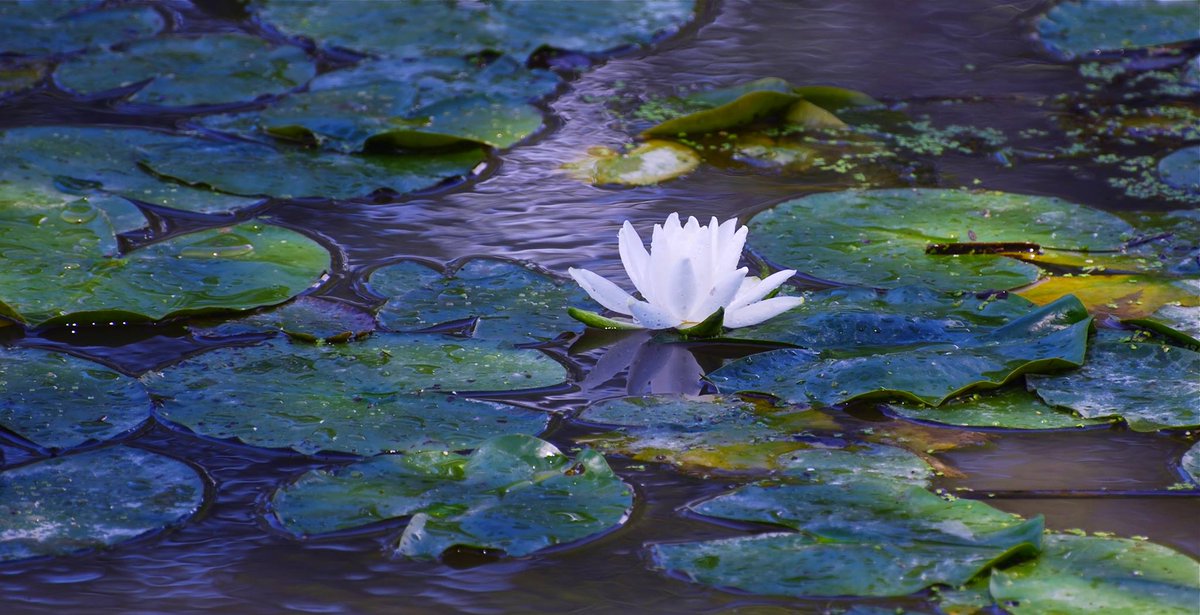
145,334,565,455
888,387,1112,430
370,258,589,343
0,218,329,327
138,139,486,200
1035,0,1200,60
0,1,163,56
189,296,377,344
0,126,259,216
989,534,1200,614
54,33,316,106
749,189,1134,291
270,434,633,559
0,446,204,562
709,295,1092,407
256,0,695,60
1026,330,1200,431
0,346,151,451
1158,146,1200,193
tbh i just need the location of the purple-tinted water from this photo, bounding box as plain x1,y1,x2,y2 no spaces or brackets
2,0,1197,613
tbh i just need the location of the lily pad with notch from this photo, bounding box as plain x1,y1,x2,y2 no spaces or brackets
269,434,633,559
54,33,316,107
189,297,377,344
0,346,151,451
1035,0,1200,60
0,446,204,562
0,1,163,56
144,333,565,456
887,387,1113,431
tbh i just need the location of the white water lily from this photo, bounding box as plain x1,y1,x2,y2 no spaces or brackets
568,213,804,331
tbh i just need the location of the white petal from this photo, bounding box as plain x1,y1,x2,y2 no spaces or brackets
664,256,699,321
568,267,636,315
618,221,651,296
728,269,797,312
687,266,747,322
716,224,748,273
629,299,683,329
724,296,805,328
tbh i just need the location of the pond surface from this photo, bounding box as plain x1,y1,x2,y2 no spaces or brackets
1,0,1197,613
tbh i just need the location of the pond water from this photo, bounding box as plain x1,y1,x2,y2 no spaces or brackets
1,0,1197,613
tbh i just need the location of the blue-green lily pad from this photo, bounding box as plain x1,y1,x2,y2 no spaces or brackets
369,258,590,343
0,446,204,562
989,534,1200,614
888,388,1112,430
749,189,1134,291
0,58,47,97
256,0,695,60
709,295,1092,407
0,346,150,451
773,444,934,486
54,33,315,107
1125,304,1200,347
189,297,377,344
1157,146,1200,193
0,1,163,56
0,127,259,216
1035,0,1200,60
138,139,486,200
145,334,565,455
0,218,329,327
1182,442,1200,485
270,434,633,559
1026,330,1200,431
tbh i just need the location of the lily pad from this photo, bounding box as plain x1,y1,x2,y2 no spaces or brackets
888,387,1112,430
566,140,701,186
0,58,47,97
1026,330,1200,431
54,33,315,107
270,434,633,559
1017,274,1199,320
1158,146,1200,192
138,139,486,200
772,443,934,485
709,295,1092,407
0,218,329,327
370,258,590,343
575,395,838,472
256,0,695,60
1125,304,1200,347
0,446,204,562
749,189,1134,291
0,1,163,56
989,534,1200,614
1182,442,1200,484
642,89,802,138
145,334,565,455
0,126,258,216
0,346,151,450
1035,0,1200,60
205,56,559,153
189,297,377,343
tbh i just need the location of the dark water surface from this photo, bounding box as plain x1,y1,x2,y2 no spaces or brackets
3,0,1197,613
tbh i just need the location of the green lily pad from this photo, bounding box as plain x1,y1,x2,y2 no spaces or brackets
145,334,565,455
641,89,802,138
989,534,1200,614
1035,0,1200,60
729,285,1038,351
1158,146,1200,193
772,443,934,486
205,56,559,153
889,388,1112,430
1026,330,1200,431
54,33,315,107
652,478,1042,598
709,295,1092,407
749,189,1134,291
1018,275,1199,320
189,297,377,343
256,0,695,60
1182,442,1200,484
0,218,329,327
566,140,701,186
0,58,47,97
270,434,633,559
0,347,151,451
0,127,258,216
0,1,163,56
138,138,486,200
575,395,838,472
1125,304,1200,347
0,446,204,562
370,258,589,343
0,180,144,244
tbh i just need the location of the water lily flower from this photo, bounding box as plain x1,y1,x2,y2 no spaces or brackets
568,213,804,334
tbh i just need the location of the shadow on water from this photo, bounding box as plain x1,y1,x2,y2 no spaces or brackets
1,0,1196,613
